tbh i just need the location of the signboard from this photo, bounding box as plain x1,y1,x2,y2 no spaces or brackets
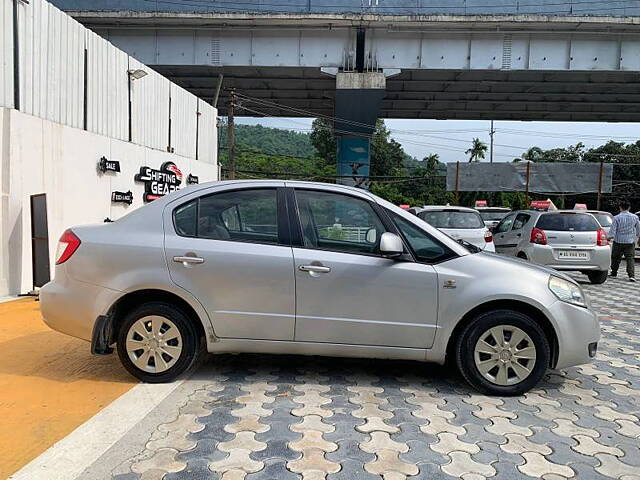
111,190,133,205
398,204,410,210
98,156,121,173
135,162,183,202
187,174,199,185
574,203,587,210
475,200,488,207
337,136,370,188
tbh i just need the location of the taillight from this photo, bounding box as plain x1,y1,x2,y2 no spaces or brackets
484,230,493,243
596,228,608,246
530,227,547,245
55,229,81,264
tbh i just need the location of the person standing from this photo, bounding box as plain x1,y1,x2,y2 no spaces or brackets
608,200,640,282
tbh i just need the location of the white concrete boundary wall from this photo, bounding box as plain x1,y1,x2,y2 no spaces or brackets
0,107,218,295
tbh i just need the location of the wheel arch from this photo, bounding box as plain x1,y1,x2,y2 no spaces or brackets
445,299,559,368
99,289,209,352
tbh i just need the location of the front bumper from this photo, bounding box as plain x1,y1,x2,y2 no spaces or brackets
548,300,600,369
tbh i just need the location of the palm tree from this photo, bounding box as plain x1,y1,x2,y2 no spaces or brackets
466,138,488,163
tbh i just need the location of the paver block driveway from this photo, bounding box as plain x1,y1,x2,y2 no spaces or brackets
90,275,640,480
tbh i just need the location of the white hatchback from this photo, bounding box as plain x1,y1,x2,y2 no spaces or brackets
416,206,495,252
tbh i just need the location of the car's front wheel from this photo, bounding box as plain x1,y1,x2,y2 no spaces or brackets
116,302,203,383
587,270,608,284
455,310,550,396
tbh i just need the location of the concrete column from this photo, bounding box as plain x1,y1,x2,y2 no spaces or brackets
334,72,385,186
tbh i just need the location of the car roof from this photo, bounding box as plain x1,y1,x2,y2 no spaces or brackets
585,210,612,215
476,207,510,211
418,205,480,213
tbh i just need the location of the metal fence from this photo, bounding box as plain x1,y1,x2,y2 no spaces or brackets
1,0,217,163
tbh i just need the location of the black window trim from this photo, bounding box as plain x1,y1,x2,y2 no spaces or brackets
385,209,458,265
288,186,413,260
171,186,290,247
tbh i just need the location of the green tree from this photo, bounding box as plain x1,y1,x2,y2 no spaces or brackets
310,118,336,164
370,120,406,177
466,138,488,163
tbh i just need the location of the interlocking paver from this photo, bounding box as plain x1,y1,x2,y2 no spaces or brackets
106,274,640,479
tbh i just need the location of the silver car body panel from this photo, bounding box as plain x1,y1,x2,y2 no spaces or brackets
415,206,495,252
40,181,599,370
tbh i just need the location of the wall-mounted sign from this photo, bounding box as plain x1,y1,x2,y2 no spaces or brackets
111,190,133,205
187,174,199,185
98,156,121,173
134,161,183,202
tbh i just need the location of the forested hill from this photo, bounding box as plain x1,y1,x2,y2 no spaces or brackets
218,123,317,158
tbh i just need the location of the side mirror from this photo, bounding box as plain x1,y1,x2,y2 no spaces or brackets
379,232,404,257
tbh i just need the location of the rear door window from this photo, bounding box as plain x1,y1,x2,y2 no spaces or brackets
536,213,600,231
419,210,484,229
512,213,531,230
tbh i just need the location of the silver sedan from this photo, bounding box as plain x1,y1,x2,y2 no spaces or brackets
40,181,599,395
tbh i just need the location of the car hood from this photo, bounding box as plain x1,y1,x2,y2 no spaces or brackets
478,251,578,284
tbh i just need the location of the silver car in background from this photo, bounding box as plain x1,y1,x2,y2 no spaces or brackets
493,210,611,284
415,206,496,252
586,210,614,236
40,181,599,395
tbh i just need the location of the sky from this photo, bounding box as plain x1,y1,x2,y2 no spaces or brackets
236,117,640,163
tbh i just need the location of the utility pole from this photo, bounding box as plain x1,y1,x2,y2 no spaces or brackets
227,89,236,180
489,120,495,163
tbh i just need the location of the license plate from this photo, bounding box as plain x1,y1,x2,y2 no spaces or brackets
558,250,589,260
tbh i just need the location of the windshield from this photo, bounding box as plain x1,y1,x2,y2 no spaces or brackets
479,211,509,221
419,210,484,229
591,213,613,227
536,213,600,231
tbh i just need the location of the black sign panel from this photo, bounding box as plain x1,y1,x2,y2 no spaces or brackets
135,161,183,202
187,174,199,185
98,156,121,173
111,190,133,205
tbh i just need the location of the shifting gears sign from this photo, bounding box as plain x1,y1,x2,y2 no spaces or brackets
135,162,183,202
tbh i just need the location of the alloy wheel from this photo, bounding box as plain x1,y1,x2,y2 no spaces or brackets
473,325,537,386
125,315,183,373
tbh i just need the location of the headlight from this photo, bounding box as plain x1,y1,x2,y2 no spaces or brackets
548,275,586,307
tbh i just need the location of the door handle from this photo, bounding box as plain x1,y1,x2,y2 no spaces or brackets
299,264,331,273
173,256,205,265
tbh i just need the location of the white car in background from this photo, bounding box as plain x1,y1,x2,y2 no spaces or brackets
586,210,614,236
416,206,495,252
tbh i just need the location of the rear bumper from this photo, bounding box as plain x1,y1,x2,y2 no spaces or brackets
40,270,121,343
549,300,600,369
527,244,611,271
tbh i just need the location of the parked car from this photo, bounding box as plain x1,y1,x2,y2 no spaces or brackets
41,181,600,395
415,206,496,252
493,210,610,284
476,207,511,230
586,210,614,236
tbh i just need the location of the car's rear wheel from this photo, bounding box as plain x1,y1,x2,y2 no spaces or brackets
117,302,202,383
587,270,608,284
455,310,550,396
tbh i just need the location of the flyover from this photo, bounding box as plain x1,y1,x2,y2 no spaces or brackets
51,1,640,177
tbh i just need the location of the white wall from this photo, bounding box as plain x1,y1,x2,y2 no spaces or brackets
0,0,13,109
0,107,218,296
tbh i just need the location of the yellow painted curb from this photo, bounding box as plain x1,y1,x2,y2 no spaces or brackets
0,298,136,479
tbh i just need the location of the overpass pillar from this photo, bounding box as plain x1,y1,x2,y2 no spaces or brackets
334,72,386,186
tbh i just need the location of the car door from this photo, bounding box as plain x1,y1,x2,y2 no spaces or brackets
505,213,531,256
164,184,296,341
493,212,516,255
290,186,440,349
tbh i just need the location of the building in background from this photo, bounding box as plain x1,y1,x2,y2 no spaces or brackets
0,0,218,297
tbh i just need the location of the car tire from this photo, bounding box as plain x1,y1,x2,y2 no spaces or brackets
455,309,550,396
587,270,608,284
117,302,203,383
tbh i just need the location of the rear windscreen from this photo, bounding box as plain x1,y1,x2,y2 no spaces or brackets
591,213,613,227
479,211,509,221
536,213,600,231
419,211,484,229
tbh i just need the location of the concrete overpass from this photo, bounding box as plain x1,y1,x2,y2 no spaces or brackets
50,0,640,179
